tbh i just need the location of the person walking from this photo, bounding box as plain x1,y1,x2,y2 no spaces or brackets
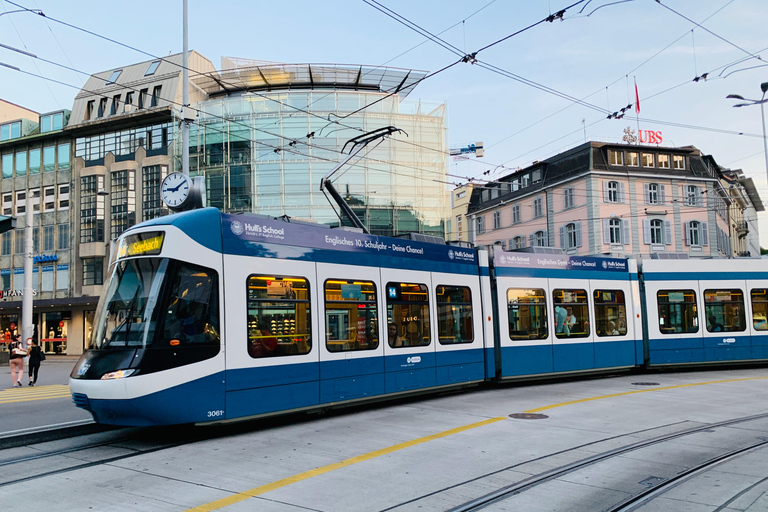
8,334,25,387
26,338,43,386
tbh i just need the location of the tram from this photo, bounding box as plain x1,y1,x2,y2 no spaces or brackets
69,207,768,426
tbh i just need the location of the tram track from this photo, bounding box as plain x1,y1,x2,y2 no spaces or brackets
411,411,768,512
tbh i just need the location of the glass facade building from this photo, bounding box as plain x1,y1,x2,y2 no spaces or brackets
176,63,449,236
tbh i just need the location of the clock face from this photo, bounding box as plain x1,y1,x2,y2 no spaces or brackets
161,173,191,209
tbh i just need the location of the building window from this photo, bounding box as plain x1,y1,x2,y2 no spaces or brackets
0,121,22,141
82,257,104,286
85,100,95,120
604,181,623,203
608,150,623,165
124,92,134,112
110,94,121,116
645,219,668,245
561,222,581,249
605,218,623,244
15,191,26,215
512,236,525,249
658,154,670,168
627,152,639,166
751,289,768,330
138,88,149,109
57,224,69,250
685,221,708,246
1,232,10,255
476,216,485,235
673,155,685,169
43,186,55,212
493,211,501,229
150,86,162,107
436,285,473,344
1,153,12,178
247,275,311,357
507,288,548,340
30,188,40,213
386,282,430,348
43,146,55,172
324,279,378,351
533,230,547,247
145,61,161,76
563,187,574,209
58,184,70,210
111,169,136,239
80,175,105,243
642,153,654,167
105,69,122,84
657,289,699,334
645,183,665,205
533,196,543,218
14,230,24,254
97,97,108,118
512,204,520,224
684,185,701,206
456,215,463,240
15,150,26,176
58,143,70,170
43,225,55,252
28,149,41,175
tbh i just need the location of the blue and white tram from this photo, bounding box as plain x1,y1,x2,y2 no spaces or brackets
69,207,768,426
640,258,768,366
70,208,492,426
492,251,643,379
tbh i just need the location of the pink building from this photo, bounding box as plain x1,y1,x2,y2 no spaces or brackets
467,142,759,258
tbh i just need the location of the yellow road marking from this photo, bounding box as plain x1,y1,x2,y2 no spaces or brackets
524,376,768,413
185,416,507,512
0,385,71,404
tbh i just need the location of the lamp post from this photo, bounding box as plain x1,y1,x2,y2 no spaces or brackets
727,82,768,186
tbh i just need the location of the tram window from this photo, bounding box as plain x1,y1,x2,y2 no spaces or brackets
436,285,473,344
704,289,746,332
751,290,768,330
594,290,627,337
246,275,311,358
324,279,378,352
657,290,698,334
159,263,220,346
386,282,430,348
552,289,590,338
507,288,547,340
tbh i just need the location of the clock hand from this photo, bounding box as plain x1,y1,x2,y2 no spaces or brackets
169,181,186,192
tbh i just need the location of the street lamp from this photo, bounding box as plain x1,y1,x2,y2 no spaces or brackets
727,82,768,187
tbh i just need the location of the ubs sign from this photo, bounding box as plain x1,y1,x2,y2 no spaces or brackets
639,130,663,144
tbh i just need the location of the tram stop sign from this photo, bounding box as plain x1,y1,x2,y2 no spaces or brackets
0,215,15,234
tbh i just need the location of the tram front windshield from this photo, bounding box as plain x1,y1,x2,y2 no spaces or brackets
91,258,219,350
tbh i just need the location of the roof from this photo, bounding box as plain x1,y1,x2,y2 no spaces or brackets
190,63,428,100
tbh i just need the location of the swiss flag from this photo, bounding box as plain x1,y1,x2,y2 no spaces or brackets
634,79,640,114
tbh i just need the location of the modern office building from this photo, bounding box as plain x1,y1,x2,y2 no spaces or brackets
467,141,761,258
0,52,451,355
182,58,448,236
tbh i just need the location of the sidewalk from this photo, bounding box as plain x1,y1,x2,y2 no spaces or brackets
1,355,80,390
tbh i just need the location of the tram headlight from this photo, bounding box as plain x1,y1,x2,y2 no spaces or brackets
100,369,136,380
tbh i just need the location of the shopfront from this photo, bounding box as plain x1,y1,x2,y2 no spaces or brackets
0,296,98,355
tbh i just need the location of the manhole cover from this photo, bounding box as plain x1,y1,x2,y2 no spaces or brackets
631,382,660,386
639,476,666,487
509,413,549,420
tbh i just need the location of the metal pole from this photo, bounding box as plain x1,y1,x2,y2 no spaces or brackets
760,96,768,188
21,200,33,345
182,0,190,177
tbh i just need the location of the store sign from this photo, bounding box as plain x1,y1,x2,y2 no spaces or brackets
0,289,38,300
33,254,58,263
639,130,663,144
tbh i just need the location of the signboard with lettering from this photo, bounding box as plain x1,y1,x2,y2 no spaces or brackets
493,248,628,273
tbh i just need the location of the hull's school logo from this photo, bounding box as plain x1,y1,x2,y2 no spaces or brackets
231,221,244,236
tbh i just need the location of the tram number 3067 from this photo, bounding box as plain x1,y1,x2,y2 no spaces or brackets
207,410,225,418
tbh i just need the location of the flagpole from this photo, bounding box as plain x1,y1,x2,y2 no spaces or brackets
634,76,641,138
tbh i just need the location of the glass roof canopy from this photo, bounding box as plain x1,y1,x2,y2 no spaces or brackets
191,63,428,100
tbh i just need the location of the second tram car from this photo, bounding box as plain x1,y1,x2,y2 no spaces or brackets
69,208,768,426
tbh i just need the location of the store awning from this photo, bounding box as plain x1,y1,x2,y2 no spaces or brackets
0,215,15,234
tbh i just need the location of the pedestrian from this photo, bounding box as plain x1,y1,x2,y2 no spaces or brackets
8,334,25,387
26,338,43,386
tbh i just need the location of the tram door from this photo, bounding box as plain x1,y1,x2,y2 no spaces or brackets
550,279,595,372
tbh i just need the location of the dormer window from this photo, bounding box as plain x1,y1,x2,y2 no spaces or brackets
145,60,161,76
105,70,122,84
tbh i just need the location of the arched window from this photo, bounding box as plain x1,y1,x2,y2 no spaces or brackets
534,231,547,247
609,218,622,244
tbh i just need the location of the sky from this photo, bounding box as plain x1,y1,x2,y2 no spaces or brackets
1,0,767,243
